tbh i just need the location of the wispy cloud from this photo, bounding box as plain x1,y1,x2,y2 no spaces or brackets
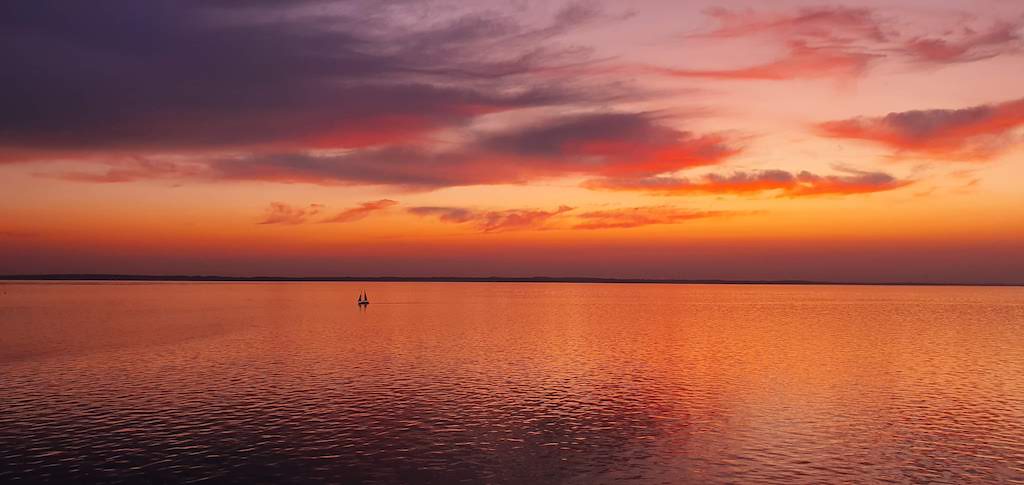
574,206,729,229
817,97,1024,160
321,199,398,223
258,202,325,225
407,204,737,231
657,6,1023,81
34,157,207,183
586,168,912,197
35,112,739,190
407,205,574,232
259,199,399,225
655,41,878,81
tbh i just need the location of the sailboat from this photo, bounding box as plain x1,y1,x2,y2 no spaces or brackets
357,290,369,306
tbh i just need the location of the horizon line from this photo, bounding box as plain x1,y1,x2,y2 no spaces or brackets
1,274,1021,287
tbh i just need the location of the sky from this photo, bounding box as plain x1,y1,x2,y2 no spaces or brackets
1,0,1022,283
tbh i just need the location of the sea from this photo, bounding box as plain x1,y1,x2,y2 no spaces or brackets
1,281,1022,483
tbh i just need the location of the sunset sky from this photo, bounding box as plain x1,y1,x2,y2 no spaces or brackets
2,0,1022,283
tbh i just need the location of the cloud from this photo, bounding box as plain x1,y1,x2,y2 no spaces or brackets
817,97,1024,160
36,112,738,189
657,41,877,80
207,112,737,188
321,199,398,223
259,199,398,225
0,1,615,156
258,202,324,225
902,22,1022,64
2,2,747,190
477,112,739,176
586,168,912,197
406,204,734,231
407,205,574,232
573,207,727,229
659,6,1022,81
36,157,207,183
693,6,889,42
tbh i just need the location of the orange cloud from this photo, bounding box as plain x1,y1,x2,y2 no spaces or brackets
406,205,732,231
36,157,207,183
408,206,574,232
817,97,1024,160
586,168,912,197
258,200,398,225
321,199,398,223
574,207,727,229
258,203,325,225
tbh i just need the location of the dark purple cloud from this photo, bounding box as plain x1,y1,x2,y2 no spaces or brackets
0,0,612,155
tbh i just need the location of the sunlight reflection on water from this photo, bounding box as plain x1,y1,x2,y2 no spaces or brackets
1,282,1022,483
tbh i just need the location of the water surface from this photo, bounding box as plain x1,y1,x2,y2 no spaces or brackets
1,282,1022,483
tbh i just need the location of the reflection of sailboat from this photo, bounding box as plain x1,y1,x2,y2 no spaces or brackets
357,290,369,306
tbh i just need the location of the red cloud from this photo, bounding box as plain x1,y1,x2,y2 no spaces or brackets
407,206,574,232
258,202,325,225
586,168,912,197
817,97,1024,160
321,199,398,223
574,207,726,229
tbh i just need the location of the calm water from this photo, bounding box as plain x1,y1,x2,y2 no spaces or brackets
1,282,1023,484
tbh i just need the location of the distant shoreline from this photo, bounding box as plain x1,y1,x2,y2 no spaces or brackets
0,274,1020,287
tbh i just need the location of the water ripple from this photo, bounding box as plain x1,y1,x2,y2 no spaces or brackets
0,282,1022,483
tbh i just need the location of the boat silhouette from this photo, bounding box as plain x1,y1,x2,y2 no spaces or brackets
357,290,369,305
